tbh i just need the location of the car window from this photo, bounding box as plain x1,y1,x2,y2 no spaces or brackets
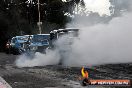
17,37,28,42
32,35,49,42
12,38,16,43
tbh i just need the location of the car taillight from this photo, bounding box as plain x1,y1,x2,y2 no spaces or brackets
6,43,10,48
6,44,9,46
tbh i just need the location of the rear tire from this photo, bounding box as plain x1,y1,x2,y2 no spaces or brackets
82,78,90,86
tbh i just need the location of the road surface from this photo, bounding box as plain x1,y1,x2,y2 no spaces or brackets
0,53,131,88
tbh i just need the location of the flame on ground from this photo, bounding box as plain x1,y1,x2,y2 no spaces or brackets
81,66,89,79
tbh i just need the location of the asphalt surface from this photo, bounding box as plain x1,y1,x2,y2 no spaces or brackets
0,53,132,88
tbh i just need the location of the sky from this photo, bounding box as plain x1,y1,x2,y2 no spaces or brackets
62,0,112,16
83,0,112,16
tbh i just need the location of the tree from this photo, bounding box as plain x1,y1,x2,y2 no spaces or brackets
0,0,86,51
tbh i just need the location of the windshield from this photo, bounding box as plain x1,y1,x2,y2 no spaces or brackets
32,35,49,45
17,37,28,42
11,36,28,43
11,38,16,43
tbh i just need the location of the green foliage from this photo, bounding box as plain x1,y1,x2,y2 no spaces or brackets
0,0,83,51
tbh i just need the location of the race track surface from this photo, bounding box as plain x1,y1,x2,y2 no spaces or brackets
0,53,131,88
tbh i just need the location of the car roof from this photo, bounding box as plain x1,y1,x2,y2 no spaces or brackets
58,28,79,33
35,34,50,35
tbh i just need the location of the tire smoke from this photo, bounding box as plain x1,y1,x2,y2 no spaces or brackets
64,12,132,66
15,50,60,67
15,1,132,67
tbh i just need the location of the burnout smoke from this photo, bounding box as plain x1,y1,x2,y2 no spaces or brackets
64,12,132,66
15,50,60,67
15,0,132,67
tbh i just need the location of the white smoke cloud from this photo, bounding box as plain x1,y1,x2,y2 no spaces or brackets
64,12,132,66
15,0,132,67
16,12,132,67
15,50,60,67
83,0,112,16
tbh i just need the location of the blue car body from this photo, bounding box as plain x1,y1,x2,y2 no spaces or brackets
10,36,29,54
30,34,50,52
